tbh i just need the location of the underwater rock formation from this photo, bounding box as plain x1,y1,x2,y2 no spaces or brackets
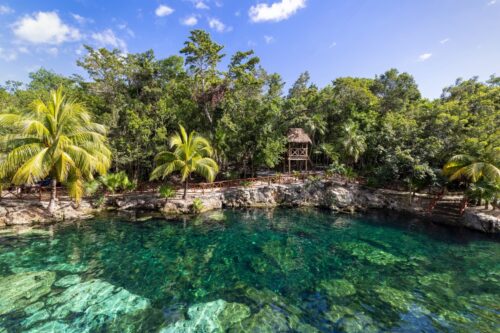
25,279,159,332
160,299,251,333
319,279,356,298
0,271,55,315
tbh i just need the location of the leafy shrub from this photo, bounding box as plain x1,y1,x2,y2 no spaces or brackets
84,180,102,196
100,171,136,193
91,194,106,208
307,175,321,183
191,198,204,214
240,180,252,188
159,185,176,199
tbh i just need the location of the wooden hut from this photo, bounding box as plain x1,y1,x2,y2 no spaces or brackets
286,128,312,173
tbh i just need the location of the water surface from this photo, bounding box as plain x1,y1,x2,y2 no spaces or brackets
0,209,498,332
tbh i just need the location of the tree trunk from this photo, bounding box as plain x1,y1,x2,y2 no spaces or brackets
47,179,58,214
183,179,189,200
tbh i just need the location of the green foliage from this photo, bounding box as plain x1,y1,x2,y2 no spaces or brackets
100,171,136,193
0,86,111,207
84,180,102,196
466,181,499,207
1,30,498,195
191,198,204,214
240,180,252,188
151,125,218,199
159,184,176,199
443,147,500,184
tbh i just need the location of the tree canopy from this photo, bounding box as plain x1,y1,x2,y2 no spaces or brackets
1,30,498,194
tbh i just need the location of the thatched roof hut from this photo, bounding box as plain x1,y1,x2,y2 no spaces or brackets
287,128,312,144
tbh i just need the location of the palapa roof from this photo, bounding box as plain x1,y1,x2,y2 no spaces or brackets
287,128,312,144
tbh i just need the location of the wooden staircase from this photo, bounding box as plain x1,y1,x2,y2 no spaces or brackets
430,199,463,222
426,190,469,222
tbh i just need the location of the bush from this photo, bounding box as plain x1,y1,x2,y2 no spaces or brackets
159,185,176,199
240,180,252,187
191,198,204,214
84,180,102,196
100,171,136,193
91,194,106,208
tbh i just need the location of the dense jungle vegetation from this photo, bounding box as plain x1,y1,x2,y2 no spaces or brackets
0,30,499,198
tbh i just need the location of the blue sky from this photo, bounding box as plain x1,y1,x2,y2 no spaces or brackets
0,0,499,98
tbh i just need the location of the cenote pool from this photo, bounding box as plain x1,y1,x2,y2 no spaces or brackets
0,209,498,333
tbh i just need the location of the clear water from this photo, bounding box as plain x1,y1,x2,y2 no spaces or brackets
0,209,499,332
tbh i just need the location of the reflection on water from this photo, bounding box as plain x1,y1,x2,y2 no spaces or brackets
0,209,498,332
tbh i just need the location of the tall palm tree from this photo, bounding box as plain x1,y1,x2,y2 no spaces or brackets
443,147,500,184
150,125,219,199
340,121,367,166
0,87,111,213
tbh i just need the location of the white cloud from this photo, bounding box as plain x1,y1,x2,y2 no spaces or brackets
17,46,29,54
75,46,85,56
12,11,81,45
195,1,209,10
71,13,93,25
181,15,198,26
118,23,135,37
92,29,127,51
0,48,17,61
440,38,450,44
46,47,58,56
208,18,231,32
264,35,274,44
418,53,432,62
249,0,306,23
0,5,14,15
329,42,337,48
155,5,174,17
487,0,497,5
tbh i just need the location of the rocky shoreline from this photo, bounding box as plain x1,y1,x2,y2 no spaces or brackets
1,180,498,234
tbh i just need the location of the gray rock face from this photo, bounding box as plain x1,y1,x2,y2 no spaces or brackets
0,200,95,226
2,180,498,233
462,209,500,233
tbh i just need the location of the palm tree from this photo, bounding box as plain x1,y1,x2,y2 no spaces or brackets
0,87,111,213
340,121,367,166
150,125,219,199
443,147,500,184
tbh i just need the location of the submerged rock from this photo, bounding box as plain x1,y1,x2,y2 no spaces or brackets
229,304,319,333
375,285,414,312
339,242,403,265
230,305,289,333
261,238,306,273
325,304,355,323
25,321,76,333
0,271,55,315
319,279,356,298
25,279,159,333
335,313,378,333
54,274,82,288
236,284,302,318
160,299,251,333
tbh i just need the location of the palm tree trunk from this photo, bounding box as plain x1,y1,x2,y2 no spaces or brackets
183,179,189,200
47,179,58,213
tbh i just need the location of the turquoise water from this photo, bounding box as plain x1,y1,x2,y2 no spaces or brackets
0,209,499,332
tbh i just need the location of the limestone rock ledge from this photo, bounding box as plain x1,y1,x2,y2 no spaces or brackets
462,208,500,233
1,180,498,234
